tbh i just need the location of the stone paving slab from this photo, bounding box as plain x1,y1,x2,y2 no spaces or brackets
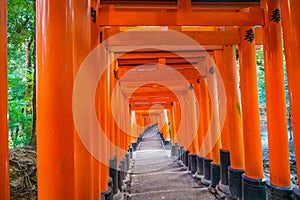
128,126,216,200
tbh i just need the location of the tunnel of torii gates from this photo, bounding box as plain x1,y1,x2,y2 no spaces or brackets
0,0,300,199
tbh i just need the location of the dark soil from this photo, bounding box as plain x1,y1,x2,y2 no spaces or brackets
10,146,37,200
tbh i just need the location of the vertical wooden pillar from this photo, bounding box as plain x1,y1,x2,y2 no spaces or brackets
124,99,131,148
174,100,181,144
187,89,198,154
145,114,150,127
98,70,110,196
239,27,264,180
280,0,300,195
73,0,93,198
135,113,140,137
177,96,187,148
200,78,212,160
168,108,174,144
206,61,221,166
183,96,190,150
108,52,117,157
239,27,266,199
170,105,177,144
222,45,245,198
130,111,136,146
222,45,245,170
162,109,170,141
36,0,75,198
214,50,230,152
120,97,127,150
200,75,214,186
119,90,128,154
120,96,127,148
158,112,163,134
90,1,100,199
115,83,124,160
194,80,205,155
91,0,99,49
263,0,291,191
215,49,234,189
206,57,222,188
0,1,10,199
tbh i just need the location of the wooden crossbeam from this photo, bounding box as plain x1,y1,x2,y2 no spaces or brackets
99,1,260,10
118,67,201,82
109,45,224,52
103,28,263,46
126,91,181,98
129,97,177,104
123,84,187,94
118,58,202,66
130,103,172,110
98,9,264,26
116,51,207,59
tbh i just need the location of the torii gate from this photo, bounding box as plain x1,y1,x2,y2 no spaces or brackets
0,0,300,200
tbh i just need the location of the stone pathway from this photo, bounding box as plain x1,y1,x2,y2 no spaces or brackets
127,126,216,200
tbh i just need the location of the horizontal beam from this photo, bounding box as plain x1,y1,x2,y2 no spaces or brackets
129,97,177,104
118,64,199,71
118,58,202,66
130,104,172,110
108,45,224,52
118,68,202,83
98,9,264,26
104,29,263,48
107,30,241,45
123,84,187,94
100,2,261,11
124,91,184,98
120,79,190,87
116,51,207,59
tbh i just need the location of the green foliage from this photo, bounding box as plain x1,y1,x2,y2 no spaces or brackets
8,0,35,147
256,47,291,129
256,48,266,124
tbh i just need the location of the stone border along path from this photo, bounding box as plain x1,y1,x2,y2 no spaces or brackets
123,126,217,200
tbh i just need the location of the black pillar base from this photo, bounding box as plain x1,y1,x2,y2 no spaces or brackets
228,167,244,200
293,187,300,200
210,163,220,188
108,177,113,190
109,156,118,195
242,174,266,200
123,157,128,173
125,153,130,170
266,181,293,200
128,147,133,159
201,158,212,186
179,146,184,161
188,154,192,171
101,187,113,200
117,167,122,191
220,149,230,186
182,148,186,163
184,150,190,166
164,140,171,146
197,156,204,176
174,144,178,157
218,180,230,194
171,145,175,156
190,154,197,174
137,136,142,144
132,142,137,151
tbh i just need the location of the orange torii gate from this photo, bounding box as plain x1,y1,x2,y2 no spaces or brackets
0,0,300,200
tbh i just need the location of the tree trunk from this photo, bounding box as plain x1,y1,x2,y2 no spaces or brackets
29,40,36,146
29,0,37,146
